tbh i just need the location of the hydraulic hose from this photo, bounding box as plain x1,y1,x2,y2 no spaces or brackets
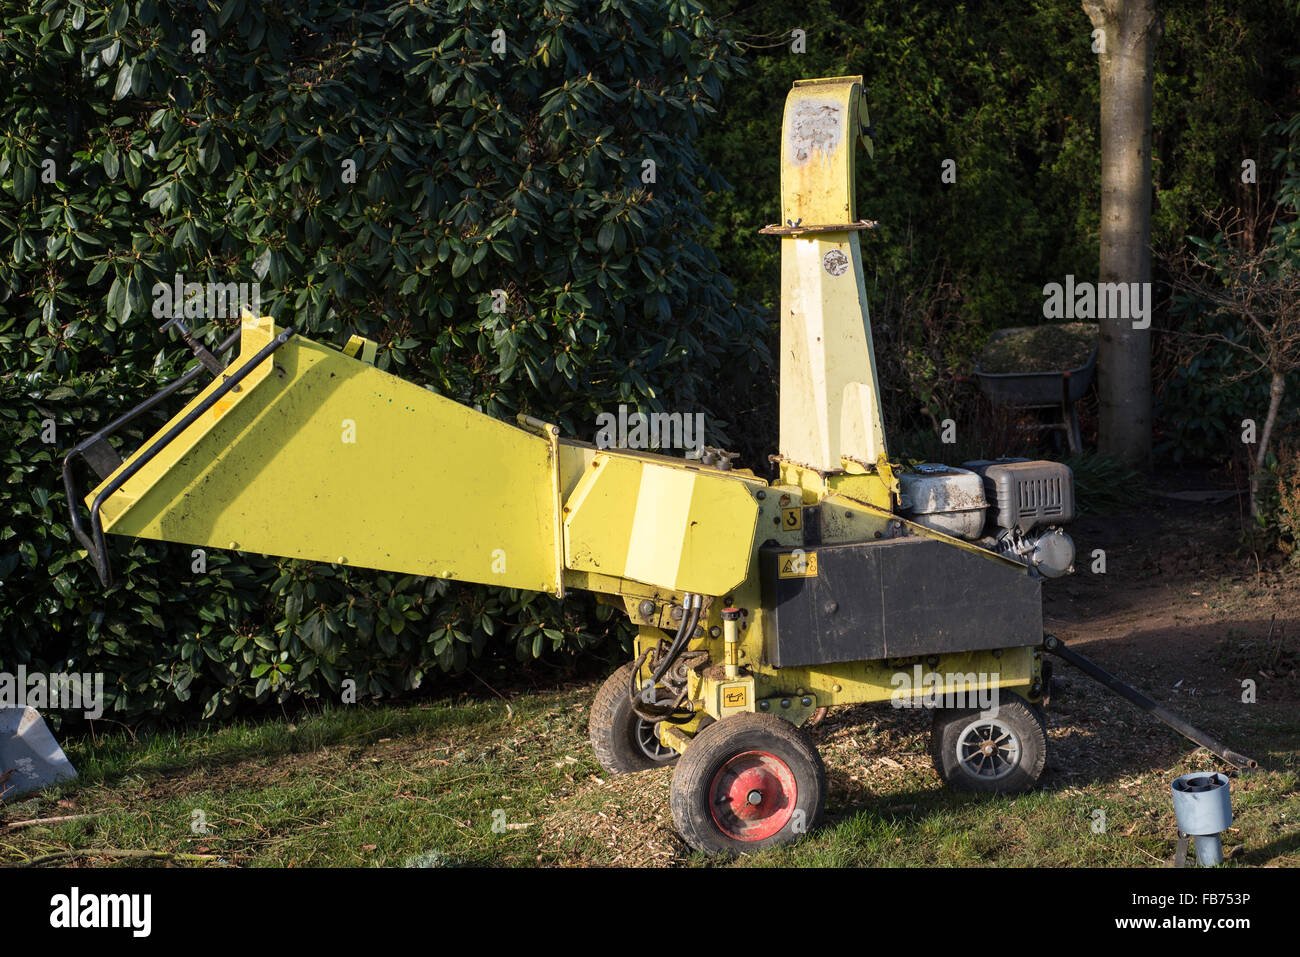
651,593,703,686
629,594,704,722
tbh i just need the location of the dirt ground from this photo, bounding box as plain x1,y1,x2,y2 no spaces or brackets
1047,478,1298,711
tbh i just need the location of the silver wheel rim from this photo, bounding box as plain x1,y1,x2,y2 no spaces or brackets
954,716,1021,781
635,717,676,763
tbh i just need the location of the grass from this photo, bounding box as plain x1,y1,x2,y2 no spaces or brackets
1,692,579,867
2,673,1296,868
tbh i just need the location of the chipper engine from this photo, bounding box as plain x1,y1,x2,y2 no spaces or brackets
65,77,1253,855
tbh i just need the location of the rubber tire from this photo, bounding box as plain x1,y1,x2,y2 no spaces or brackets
930,696,1047,794
670,712,826,856
588,661,679,776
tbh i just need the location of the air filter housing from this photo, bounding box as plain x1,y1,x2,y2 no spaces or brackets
963,459,1074,533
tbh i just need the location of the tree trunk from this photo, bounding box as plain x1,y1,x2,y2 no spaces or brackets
1249,371,1287,518
1083,0,1161,470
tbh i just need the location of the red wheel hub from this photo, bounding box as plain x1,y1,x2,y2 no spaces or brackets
708,750,798,841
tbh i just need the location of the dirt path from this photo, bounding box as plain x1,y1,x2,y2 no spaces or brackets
1047,490,1298,685
1041,488,1299,782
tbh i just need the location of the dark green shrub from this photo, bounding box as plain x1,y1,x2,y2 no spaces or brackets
0,0,758,722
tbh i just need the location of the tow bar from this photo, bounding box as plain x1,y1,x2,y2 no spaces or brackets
1042,634,1257,770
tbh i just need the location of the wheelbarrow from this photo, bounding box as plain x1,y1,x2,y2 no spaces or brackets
973,326,1098,454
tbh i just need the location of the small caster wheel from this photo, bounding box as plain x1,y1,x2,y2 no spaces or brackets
588,661,679,775
670,712,825,855
930,696,1047,794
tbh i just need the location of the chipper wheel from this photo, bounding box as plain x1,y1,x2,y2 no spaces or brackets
929,696,1047,794
670,712,825,856
588,661,680,775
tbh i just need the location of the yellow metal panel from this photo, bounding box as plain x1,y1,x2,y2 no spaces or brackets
781,76,869,225
557,440,596,500
779,232,887,471
776,77,886,472
515,416,567,599
769,647,1038,708
91,319,564,594
96,315,276,530
562,453,760,595
775,458,893,510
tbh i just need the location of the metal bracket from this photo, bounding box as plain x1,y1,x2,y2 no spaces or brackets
759,219,879,237
515,414,566,598
757,693,820,726
342,334,378,364
159,315,226,377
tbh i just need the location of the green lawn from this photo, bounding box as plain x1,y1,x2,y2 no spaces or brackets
2,676,1296,867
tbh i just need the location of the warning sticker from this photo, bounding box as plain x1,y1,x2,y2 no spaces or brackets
777,550,818,579
722,687,748,708
781,507,802,531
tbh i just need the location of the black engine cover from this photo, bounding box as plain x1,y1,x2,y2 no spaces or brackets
759,536,1042,668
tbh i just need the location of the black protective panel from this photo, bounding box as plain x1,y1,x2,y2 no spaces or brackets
760,537,1042,667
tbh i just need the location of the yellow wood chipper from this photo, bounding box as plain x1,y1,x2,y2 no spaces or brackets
64,77,1253,855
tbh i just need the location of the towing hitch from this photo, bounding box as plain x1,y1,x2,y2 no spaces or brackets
1042,634,1257,770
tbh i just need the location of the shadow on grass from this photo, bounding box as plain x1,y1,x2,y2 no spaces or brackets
60,700,508,791
1233,829,1300,866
